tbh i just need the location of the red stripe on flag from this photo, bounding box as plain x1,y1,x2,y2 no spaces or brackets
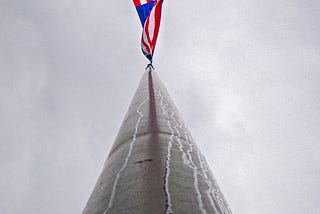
150,0,162,52
144,17,152,45
141,36,150,53
133,0,141,6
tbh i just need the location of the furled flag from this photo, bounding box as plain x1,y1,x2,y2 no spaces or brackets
133,0,164,62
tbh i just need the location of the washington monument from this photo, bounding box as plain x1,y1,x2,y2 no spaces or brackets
83,69,231,213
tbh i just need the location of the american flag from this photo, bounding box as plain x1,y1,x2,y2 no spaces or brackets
133,0,164,62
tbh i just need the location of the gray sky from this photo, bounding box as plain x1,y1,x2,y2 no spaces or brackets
1,0,320,213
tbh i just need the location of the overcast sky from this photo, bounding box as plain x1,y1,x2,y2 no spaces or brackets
1,0,320,213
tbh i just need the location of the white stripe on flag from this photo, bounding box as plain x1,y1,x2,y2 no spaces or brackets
142,29,151,53
148,6,156,44
140,0,148,5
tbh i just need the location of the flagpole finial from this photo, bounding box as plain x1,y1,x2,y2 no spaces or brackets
145,62,154,72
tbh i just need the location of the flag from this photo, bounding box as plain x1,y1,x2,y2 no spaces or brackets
133,0,164,62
